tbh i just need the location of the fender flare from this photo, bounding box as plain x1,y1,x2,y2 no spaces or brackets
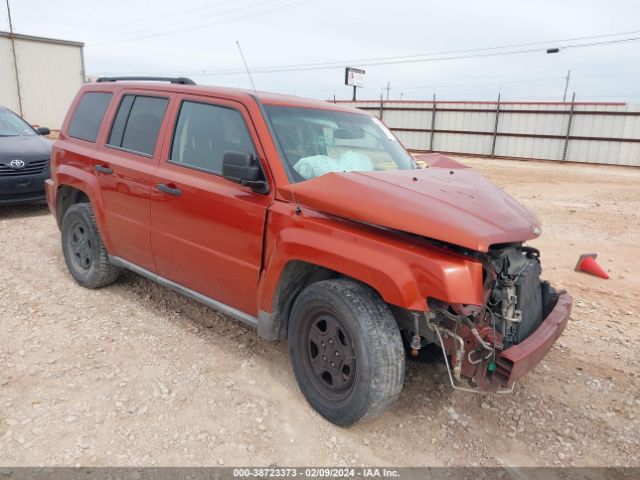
55,165,112,251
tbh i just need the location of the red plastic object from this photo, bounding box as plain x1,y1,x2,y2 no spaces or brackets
575,253,609,279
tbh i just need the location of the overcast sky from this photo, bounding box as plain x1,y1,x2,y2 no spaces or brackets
4,0,640,102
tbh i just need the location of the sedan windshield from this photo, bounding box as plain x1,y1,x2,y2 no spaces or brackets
264,105,415,183
0,109,36,137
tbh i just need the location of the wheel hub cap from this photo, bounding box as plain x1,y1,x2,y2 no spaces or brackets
69,223,93,270
305,312,356,399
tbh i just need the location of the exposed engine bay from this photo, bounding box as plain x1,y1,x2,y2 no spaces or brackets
399,243,561,392
488,245,547,348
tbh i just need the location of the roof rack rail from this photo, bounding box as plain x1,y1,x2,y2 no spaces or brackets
96,76,196,85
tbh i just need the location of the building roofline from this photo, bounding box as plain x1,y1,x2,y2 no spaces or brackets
0,31,84,48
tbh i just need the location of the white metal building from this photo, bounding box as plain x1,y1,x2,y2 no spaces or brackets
0,31,84,131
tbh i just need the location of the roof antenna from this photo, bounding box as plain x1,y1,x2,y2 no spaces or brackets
236,40,257,92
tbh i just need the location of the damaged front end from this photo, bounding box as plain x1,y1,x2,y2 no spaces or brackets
409,244,572,392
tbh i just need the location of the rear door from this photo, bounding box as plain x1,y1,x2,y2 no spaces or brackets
150,94,271,316
95,91,172,271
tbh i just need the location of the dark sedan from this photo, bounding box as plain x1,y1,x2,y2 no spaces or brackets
0,106,52,205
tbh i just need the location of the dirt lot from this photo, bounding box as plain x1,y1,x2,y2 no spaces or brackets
1,157,639,467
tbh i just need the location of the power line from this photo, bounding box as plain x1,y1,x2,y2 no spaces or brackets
394,69,640,90
177,28,640,75
393,75,565,91
87,0,287,43
89,0,324,46
181,35,640,76
389,69,640,92
56,0,246,37
88,29,640,82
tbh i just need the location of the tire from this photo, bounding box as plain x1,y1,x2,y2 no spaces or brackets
288,279,405,426
61,203,120,289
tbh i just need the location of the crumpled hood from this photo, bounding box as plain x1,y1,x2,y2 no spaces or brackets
278,155,540,252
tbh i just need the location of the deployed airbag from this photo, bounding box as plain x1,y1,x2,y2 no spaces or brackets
293,151,374,180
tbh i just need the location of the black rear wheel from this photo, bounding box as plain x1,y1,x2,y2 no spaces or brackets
288,279,405,426
61,203,120,288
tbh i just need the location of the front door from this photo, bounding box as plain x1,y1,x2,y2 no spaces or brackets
150,95,271,316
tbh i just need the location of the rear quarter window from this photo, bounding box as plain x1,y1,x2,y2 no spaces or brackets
107,95,169,157
68,92,113,142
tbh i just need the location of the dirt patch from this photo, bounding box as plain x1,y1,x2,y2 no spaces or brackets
1,157,639,467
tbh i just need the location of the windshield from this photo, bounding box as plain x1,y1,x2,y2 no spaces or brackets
0,109,36,137
264,105,415,183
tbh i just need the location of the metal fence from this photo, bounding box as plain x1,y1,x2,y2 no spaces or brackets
336,98,640,167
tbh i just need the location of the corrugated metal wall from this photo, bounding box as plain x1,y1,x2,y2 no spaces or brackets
337,100,640,167
0,33,84,130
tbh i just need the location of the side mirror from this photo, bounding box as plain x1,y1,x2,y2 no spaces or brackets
36,127,51,136
222,151,268,193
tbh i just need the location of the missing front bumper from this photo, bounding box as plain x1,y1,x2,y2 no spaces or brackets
493,291,572,386
427,290,572,393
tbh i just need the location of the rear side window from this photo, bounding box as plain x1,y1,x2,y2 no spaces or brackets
170,101,256,174
68,92,112,142
108,95,168,156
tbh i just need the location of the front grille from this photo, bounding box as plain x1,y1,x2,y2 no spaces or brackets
0,159,49,177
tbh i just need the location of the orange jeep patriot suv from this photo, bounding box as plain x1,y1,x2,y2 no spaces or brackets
46,77,572,426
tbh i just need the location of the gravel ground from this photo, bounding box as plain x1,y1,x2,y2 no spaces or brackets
1,157,639,467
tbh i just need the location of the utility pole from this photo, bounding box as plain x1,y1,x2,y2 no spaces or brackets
562,92,576,161
385,81,391,101
428,93,437,152
490,93,501,157
563,69,571,102
6,0,23,116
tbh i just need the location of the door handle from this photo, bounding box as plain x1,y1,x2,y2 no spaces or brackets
157,183,182,196
95,165,113,174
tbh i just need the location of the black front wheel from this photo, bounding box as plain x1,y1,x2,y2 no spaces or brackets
61,203,120,288
288,279,405,426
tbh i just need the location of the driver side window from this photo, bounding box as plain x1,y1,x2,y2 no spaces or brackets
170,101,256,174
